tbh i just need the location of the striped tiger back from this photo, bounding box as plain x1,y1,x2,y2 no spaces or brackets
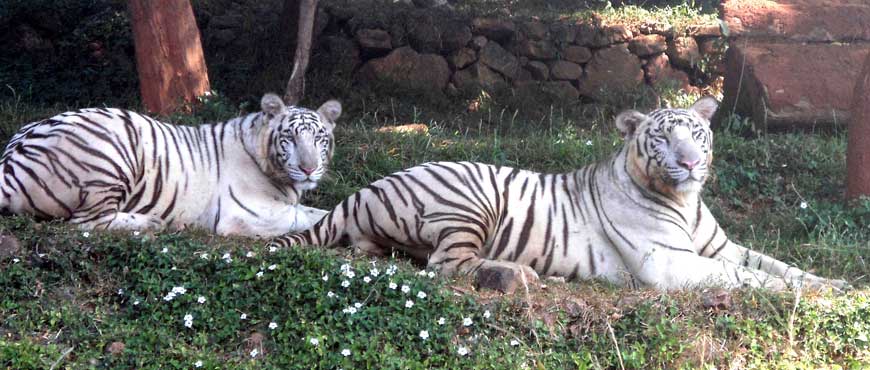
269,97,848,291
0,93,341,237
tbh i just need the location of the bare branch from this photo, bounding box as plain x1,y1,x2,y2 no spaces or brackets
284,0,318,105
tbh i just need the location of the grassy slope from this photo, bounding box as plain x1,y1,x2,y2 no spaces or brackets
0,91,869,369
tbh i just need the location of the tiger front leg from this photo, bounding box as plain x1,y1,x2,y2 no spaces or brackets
631,249,790,291
74,211,165,231
428,232,539,294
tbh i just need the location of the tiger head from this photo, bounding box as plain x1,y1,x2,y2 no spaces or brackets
616,97,718,200
260,93,342,190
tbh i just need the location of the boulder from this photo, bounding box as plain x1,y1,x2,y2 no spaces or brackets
721,0,870,42
442,21,473,53
452,61,509,91
522,20,549,40
479,41,520,79
667,37,701,69
548,60,583,80
718,42,870,129
578,44,644,100
643,53,693,91
406,12,441,53
472,18,516,42
628,34,667,57
449,47,477,69
516,39,557,60
562,45,592,64
550,22,576,44
526,61,550,80
355,28,392,55
687,22,722,37
357,46,451,91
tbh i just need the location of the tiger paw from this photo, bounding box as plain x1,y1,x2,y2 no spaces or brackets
474,263,539,294
108,212,165,231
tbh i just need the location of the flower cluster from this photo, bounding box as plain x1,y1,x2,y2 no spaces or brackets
163,286,187,301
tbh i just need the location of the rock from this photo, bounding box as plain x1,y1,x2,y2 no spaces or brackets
472,18,516,42
470,36,488,50
628,34,667,57
442,22,473,53
355,29,392,55
667,37,701,69
562,45,592,64
638,21,675,38
701,288,732,310
643,53,693,91
413,0,448,7
603,25,633,45
721,0,870,42
550,22,576,44
479,41,520,79
718,41,870,129
474,265,522,293
516,39,557,60
526,61,549,80
698,38,723,56
406,12,441,53
0,234,21,261
452,62,509,91
449,48,477,69
548,60,583,80
522,20,549,40
578,44,644,100
574,23,632,48
357,46,451,91
687,23,723,37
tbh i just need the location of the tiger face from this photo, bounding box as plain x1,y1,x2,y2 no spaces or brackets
617,97,718,197
260,94,342,190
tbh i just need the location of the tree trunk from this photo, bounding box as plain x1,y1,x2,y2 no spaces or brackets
281,0,301,55
283,0,318,105
847,51,870,201
129,0,210,114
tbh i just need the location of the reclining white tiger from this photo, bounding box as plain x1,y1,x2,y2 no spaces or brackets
0,93,339,237
268,97,847,291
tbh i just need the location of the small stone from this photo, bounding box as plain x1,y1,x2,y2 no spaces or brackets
475,265,521,294
526,61,549,80
702,288,732,310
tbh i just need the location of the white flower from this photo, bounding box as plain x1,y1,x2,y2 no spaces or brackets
200,253,209,260
437,317,446,325
82,231,90,238
354,302,362,309
341,348,351,357
172,286,187,295
194,360,203,368
401,285,410,294
341,280,350,288
309,338,319,346
268,264,277,271
117,289,124,295
457,346,469,356
463,317,473,327
427,271,436,278
183,314,193,328
405,300,414,308
363,276,372,284
585,140,593,146
250,348,259,358
342,306,358,315
327,291,335,298
12,258,19,263
416,291,427,299
386,264,397,276
163,292,176,301
240,313,247,320
340,263,351,272
268,246,278,253
483,310,491,319
419,330,429,340
133,300,140,306
246,251,254,258
322,274,329,282
344,270,356,279
417,270,427,276
370,268,380,277
221,252,232,262
133,231,140,236
388,282,398,290
161,247,168,253
269,322,278,330
510,339,520,346
197,296,206,304
256,271,264,278
800,201,808,209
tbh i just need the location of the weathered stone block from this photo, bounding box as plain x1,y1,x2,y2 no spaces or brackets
526,61,549,80
356,28,392,55
562,45,592,64
578,44,644,100
549,60,583,80
357,46,450,91
628,34,667,57
479,41,520,79
667,37,700,69
721,0,870,42
472,18,516,42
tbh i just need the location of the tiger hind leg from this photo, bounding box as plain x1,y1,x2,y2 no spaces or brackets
69,191,164,231
427,233,539,293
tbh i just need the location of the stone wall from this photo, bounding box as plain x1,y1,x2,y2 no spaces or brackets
312,1,725,103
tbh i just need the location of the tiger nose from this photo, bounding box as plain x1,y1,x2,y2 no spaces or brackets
300,166,316,175
679,159,700,170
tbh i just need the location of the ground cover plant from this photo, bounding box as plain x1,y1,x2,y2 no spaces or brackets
1,86,869,369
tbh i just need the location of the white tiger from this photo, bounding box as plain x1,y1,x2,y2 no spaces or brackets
268,97,847,291
0,93,339,237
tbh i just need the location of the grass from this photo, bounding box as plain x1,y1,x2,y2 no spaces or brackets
0,91,869,368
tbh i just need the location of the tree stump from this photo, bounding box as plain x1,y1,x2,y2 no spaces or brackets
847,51,870,200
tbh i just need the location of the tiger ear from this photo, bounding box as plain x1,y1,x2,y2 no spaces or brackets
317,99,342,131
615,110,647,138
260,93,286,116
690,96,719,122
